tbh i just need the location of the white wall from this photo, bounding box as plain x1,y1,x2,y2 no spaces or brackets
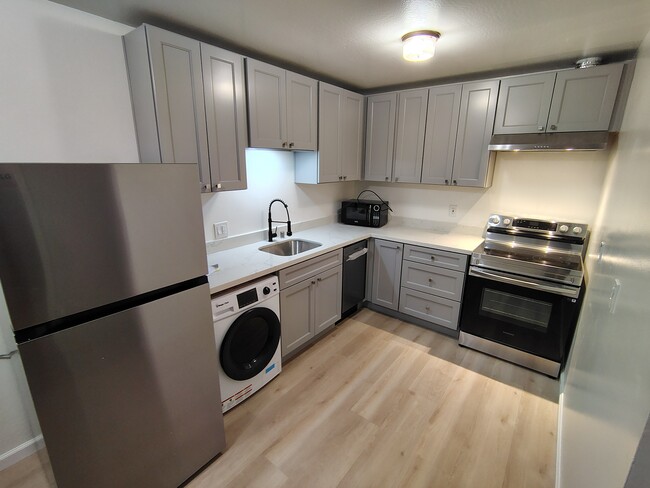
558,29,650,488
0,0,139,469
201,149,358,241
363,150,609,229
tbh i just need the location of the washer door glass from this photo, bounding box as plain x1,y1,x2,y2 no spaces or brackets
220,307,281,381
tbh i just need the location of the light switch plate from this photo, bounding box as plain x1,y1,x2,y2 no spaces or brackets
214,221,228,239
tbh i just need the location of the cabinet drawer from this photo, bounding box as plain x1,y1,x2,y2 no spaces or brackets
279,249,342,289
401,261,465,301
398,287,460,330
402,244,468,271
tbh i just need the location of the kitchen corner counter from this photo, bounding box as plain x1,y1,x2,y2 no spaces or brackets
207,222,484,295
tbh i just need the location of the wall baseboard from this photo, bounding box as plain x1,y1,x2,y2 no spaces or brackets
0,435,44,471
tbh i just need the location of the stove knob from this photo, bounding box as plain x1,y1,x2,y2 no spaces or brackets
488,215,501,225
503,218,512,226
572,226,583,234
559,224,569,233
262,286,271,295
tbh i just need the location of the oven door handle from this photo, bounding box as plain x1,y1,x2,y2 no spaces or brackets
469,267,580,299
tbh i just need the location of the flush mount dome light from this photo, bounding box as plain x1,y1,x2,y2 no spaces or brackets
402,30,440,62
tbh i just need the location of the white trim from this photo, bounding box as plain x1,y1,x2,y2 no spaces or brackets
556,391,565,488
0,435,44,471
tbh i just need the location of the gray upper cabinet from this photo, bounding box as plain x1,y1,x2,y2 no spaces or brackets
364,93,397,182
124,25,209,191
393,89,429,183
340,89,365,181
123,24,247,193
452,80,498,187
295,83,364,184
494,64,624,134
493,73,556,134
547,64,624,132
200,44,248,191
246,59,317,150
421,84,462,185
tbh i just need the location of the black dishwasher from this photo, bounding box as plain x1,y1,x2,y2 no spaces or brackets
341,240,368,318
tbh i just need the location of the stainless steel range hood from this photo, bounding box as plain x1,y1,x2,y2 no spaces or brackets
488,131,611,152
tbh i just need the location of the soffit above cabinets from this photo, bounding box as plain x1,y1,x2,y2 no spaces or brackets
50,0,650,90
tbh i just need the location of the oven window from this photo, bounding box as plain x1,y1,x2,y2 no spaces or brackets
480,288,553,332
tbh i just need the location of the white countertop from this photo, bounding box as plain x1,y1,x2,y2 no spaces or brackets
206,222,484,295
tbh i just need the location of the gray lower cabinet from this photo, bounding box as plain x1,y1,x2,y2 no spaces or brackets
398,244,467,330
370,239,403,310
123,24,247,193
279,250,343,357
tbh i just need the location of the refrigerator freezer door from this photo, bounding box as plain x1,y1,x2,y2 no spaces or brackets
18,283,225,488
0,163,208,331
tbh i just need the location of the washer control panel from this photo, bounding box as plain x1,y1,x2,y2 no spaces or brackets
211,275,279,322
486,214,588,239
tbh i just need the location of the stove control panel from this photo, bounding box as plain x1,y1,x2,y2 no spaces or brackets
486,214,588,239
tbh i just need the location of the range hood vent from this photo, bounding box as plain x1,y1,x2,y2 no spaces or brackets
488,131,611,152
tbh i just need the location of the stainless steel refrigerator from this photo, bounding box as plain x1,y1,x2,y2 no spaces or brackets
0,163,226,487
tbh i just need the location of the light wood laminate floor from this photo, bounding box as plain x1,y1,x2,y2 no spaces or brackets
0,309,558,488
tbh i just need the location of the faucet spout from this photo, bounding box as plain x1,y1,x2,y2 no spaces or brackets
268,198,293,242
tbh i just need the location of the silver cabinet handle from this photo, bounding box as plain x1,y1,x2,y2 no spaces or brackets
317,277,322,282
282,142,287,148
0,350,18,360
338,176,343,180
538,126,545,131
453,179,458,185
385,176,389,181
550,124,557,130
343,176,347,180
289,142,295,148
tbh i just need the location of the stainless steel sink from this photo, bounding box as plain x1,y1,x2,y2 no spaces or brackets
259,239,322,256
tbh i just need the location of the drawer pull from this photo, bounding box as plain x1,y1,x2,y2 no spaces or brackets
428,278,433,283
430,256,435,260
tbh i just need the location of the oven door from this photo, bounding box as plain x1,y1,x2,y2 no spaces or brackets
460,267,584,363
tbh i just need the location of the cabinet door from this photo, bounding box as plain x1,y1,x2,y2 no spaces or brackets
318,83,342,182
421,84,461,185
547,63,623,132
340,90,364,181
286,72,318,150
371,239,403,310
493,73,556,134
364,93,397,182
452,80,499,187
393,89,429,183
313,266,343,335
201,44,248,191
246,59,286,149
399,287,461,330
145,26,210,191
280,279,313,357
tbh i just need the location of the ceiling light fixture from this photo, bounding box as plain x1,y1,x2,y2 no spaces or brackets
401,30,440,62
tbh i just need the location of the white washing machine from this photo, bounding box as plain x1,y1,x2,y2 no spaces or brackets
211,275,282,413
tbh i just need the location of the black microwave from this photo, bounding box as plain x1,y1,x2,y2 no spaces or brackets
340,199,389,227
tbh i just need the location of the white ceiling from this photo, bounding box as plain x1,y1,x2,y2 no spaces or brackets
51,0,650,90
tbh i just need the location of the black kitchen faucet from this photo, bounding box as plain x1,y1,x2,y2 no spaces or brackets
268,198,293,242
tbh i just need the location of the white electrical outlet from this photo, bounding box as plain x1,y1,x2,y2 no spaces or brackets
213,221,229,239
449,205,458,217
